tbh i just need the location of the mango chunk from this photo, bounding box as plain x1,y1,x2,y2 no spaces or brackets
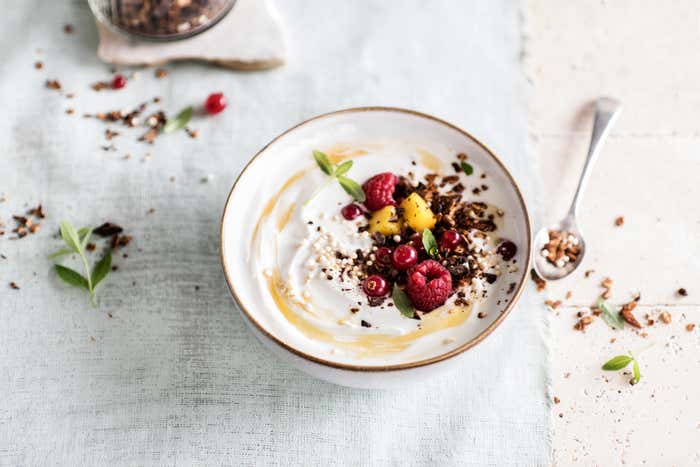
368,205,402,236
400,193,436,232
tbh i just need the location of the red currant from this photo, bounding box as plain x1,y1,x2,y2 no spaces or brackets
205,92,227,114
392,244,418,270
363,275,389,297
375,247,393,265
112,74,126,89
341,203,363,220
440,230,461,250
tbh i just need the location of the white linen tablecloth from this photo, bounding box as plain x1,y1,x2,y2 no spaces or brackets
0,1,549,465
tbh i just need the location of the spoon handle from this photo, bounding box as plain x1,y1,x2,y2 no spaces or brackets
568,97,622,218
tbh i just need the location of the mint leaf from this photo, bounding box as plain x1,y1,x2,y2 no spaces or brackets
337,176,366,202
313,150,334,176
163,106,193,134
422,229,439,259
335,160,353,176
91,250,112,288
602,355,633,371
59,221,82,255
55,264,89,290
460,161,474,176
392,284,415,319
48,248,73,259
598,298,625,330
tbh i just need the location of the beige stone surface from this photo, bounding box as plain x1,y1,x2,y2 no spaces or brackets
526,1,700,464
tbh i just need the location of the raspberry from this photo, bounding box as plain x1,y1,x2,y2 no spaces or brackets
405,260,452,311
362,172,397,211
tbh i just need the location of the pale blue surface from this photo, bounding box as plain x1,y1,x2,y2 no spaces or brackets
0,1,548,465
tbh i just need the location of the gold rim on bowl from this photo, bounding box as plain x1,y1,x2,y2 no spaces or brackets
220,106,532,372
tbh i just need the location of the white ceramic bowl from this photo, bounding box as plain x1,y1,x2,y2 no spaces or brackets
221,107,531,388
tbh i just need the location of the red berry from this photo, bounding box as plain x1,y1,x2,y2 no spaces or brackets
375,247,393,265
440,230,461,250
362,275,389,297
362,172,397,211
409,233,426,255
405,260,452,311
112,74,126,89
341,203,363,220
392,244,418,270
205,92,227,114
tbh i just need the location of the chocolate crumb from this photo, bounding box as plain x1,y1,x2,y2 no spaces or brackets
584,269,595,278
9,282,19,290
35,61,43,70
86,243,96,252
477,312,486,319
678,288,688,297
94,222,123,237
63,24,74,34
361,320,371,328
350,307,359,314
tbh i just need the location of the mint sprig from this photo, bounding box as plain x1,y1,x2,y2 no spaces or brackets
306,150,366,205
51,220,112,306
422,228,439,259
602,351,641,385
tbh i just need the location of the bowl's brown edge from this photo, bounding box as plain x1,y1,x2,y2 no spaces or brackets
220,106,532,372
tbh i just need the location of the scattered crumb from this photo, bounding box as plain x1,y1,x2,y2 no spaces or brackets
63,24,74,34
34,61,43,70
614,216,624,227
686,323,696,332
45,79,61,90
659,311,672,324
678,288,688,297
531,268,546,292
545,299,562,310
584,269,595,278
9,282,20,290
477,311,486,319
86,243,96,252
565,290,572,300
65,108,75,115
553,396,561,404
154,68,168,79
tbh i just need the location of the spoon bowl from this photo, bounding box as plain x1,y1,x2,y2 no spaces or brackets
533,215,586,280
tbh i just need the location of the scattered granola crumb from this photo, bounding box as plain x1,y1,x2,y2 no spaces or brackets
46,79,61,90
186,127,199,138
531,268,546,292
63,24,74,34
477,311,486,319
147,208,155,214
565,290,572,300
86,243,96,252
686,323,696,332
659,311,672,324
610,337,616,343
34,61,43,70
620,297,642,328
584,269,595,278
91,81,111,92
9,282,20,290
155,68,168,79
574,315,594,331
678,288,688,297
545,299,562,310
65,108,75,115
541,229,580,268
361,320,371,328
553,396,561,404
614,216,624,227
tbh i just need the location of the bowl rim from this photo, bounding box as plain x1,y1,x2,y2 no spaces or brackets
220,106,532,373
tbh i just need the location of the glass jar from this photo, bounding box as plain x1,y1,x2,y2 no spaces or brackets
89,0,237,41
